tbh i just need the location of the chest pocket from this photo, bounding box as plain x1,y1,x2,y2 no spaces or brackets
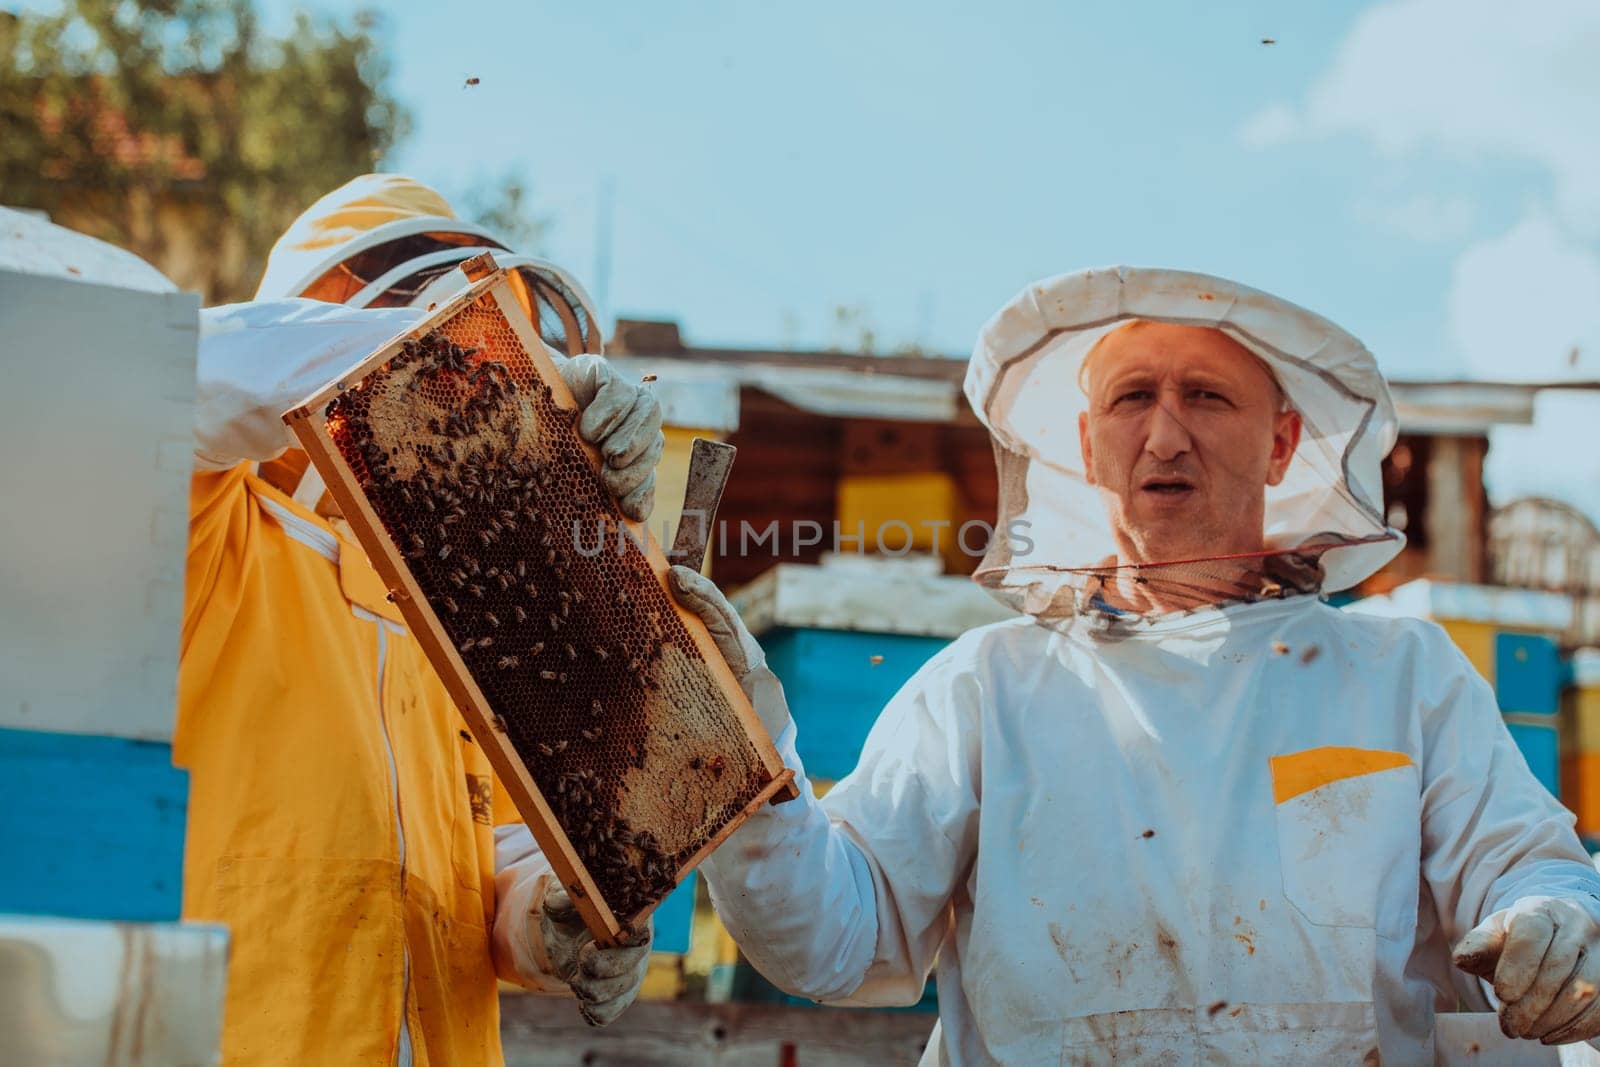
1269,747,1421,941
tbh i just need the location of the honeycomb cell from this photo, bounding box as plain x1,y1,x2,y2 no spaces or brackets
321,295,766,923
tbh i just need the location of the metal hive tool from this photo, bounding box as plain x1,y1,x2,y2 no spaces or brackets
282,254,795,944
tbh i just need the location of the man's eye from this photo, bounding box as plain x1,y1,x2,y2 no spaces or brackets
1115,389,1153,404
1192,389,1230,403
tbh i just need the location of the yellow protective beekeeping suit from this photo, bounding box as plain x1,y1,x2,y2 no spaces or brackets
176,463,508,1065
177,175,540,1065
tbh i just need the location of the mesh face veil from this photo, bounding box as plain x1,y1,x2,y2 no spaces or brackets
963,267,1404,627
256,173,601,357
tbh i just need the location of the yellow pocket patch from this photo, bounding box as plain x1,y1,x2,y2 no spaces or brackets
1269,746,1414,804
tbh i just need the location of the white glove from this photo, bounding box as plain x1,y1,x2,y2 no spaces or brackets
1454,895,1600,1044
667,566,793,739
556,355,665,522
539,884,653,1026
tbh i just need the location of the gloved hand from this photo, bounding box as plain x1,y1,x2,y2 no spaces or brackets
556,355,664,522
668,566,793,740
539,883,653,1026
1454,895,1600,1044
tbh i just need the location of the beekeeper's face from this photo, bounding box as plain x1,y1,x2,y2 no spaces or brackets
1078,321,1301,565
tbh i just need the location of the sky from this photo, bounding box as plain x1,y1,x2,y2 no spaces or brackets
16,0,1600,520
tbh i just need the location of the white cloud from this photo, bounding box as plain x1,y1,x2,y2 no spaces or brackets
1237,103,1299,149
1256,0,1600,522
1487,393,1600,525
1449,210,1600,380
1449,211,1600,522
1354,191,1476,244
1245,0,1600,234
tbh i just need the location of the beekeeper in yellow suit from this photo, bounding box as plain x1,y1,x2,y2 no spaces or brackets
179,174,660,1065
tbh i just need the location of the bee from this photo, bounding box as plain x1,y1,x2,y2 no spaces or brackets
492,714,508,733
529,642,545,656
460,637,478,653
478,636,493,649
498,655,519,669
438,544,452,560
564,643,577,661
592,646,608,662
537,741,554,757
485,612,500,629
581,726,602,742
513,606,528,624
442,597,459,615
539,670,559,681
590,699,603,717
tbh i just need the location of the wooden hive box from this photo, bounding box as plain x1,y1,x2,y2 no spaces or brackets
282,254,794,944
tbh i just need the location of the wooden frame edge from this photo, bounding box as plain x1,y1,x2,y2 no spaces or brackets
284,376,623,945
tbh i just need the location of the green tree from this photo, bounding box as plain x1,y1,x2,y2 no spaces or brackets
0,0,408,303
459,168,548,253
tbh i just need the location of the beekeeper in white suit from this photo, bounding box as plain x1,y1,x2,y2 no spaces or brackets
669,267,1600,1064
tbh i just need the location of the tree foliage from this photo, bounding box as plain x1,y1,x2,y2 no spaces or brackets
459,168,548,254
0,0,408,302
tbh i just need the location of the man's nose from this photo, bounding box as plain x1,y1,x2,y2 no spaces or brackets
1144,401,1193,461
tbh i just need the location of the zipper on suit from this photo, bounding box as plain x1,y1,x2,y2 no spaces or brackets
255,491,414,1063
375,621,413,1067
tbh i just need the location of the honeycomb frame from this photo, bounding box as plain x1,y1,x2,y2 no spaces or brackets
282,256,794,944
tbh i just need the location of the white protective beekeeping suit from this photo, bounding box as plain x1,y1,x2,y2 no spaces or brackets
695,267,1600,1065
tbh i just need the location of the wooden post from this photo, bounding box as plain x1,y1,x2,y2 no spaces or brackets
1426,433,1488,583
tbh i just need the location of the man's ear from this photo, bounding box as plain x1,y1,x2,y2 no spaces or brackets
1079,411,1096,486
1265,408,1302,487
